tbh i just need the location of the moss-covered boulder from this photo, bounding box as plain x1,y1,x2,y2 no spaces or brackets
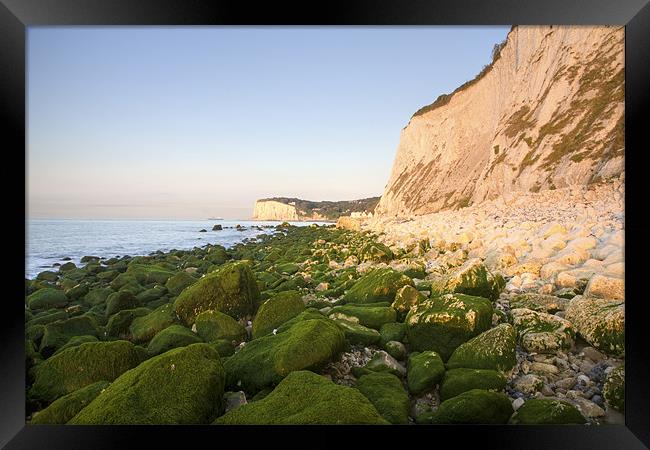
39,316,100,357
356,372,409,424
252,290,305,339
129,303,177,344
332,319,380,345
210,339,235,357
195,310,247,343
27,288,69,310
509,398,587,424
603,365,624,412
26,310,68,327
360,242,394,263
429,259,505,301
37,270,59,282
174,261,260,324
511,308,575,353
224,318,345,393
126,263,175,285
328,304,396,330
105,291,140,317
342,268,414,304
405,293,493,360
29,340,146,404
52,335,99,356
105,307,151,340
446,323,517,372
407,351,445,395
565,296,624,356
419,389,513,424
83,287,113,306
439,368,506,401
147,324,203,356
69,343,225,424
379,322,406,346
30,381,109,424
165,272,197,296
135,286,167,304
384,341,406,360
364,351,406,377
392,285,426,321
214,370,388,424
109,273,140,291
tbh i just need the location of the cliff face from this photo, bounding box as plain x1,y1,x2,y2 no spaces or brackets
376,26,624,218
252,200,300,221
252,197,380,221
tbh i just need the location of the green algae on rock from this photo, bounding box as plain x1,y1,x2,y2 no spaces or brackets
195,310,247,343
224,317,345,393
407,351,445,395
392,285,427,321
252,290,305,339
603,365,624,412
30,381,109,424
419,389,513,424
342,268,414,304
27,288,69,310
405,293,493,359
511,308,575,354
129,303,177,344
429,258,505,301
332,318,380,346
164,272,197,296
69,343,225,424
105,308,151,340
379,322,406,346
174,260,260,324
214,370,388,424
328,304,397,330
39,316,100,357
356,372,410,424
446,323,517,372
565,295,624,356
29,340,146,404
439,368,506,401
509,398,587,424
146,324,203,356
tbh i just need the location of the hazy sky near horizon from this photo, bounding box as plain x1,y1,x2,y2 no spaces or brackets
28,26,510,220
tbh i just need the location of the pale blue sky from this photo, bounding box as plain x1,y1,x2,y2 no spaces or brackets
27,26,510,219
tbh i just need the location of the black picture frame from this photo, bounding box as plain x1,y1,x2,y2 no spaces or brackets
2,1,649,448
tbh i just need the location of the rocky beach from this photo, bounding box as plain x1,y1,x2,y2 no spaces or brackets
24,24,625,426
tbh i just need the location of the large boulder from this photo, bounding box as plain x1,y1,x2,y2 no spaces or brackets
27,288,68,310
147,324,203,356
252,290,305,339
30,381,109,424
360,242,394,263
405,293,493,360
509,398,586,424
565,296,624,356
510,293,569,313
69,344,225,424
446,323,517,372
342,268,414,304
332,319,380,346
418,389,513,424
29,341,146,404
439,368,506,401
511,308,575,354
429,259,505,301
224,318,345,393
195,310,247,343
165,272,197,297
214,370,388,424
174,261,260,324
39,316,100,358
105,291,140,317
126,263,175,285
407,351,445,395
105,308,151,340
129,303,177,344
356,372,409,424
328,304,396,330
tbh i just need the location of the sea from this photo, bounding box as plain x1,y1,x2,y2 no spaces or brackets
26,219,331,279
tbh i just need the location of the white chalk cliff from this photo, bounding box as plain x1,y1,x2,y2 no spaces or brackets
252,200,300,221
376,26,624,217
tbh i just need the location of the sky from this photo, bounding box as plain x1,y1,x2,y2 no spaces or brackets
27,26,510,220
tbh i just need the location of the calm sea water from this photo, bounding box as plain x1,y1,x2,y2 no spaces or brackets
26,219,331,279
